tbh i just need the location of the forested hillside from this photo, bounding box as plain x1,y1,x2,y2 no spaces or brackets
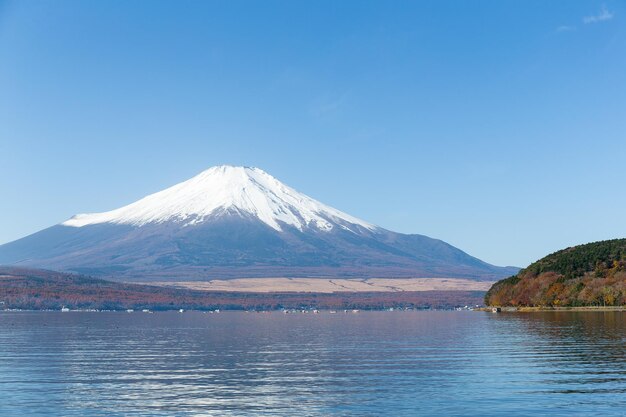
486,239,626,307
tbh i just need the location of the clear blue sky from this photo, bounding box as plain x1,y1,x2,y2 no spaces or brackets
1,0,624,268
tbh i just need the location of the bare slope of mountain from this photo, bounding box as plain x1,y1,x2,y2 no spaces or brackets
0,166,518,281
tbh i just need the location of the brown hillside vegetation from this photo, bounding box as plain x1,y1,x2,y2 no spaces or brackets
0,267,484,310
486,239,626,307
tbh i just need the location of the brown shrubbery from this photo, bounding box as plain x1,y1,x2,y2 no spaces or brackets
0,267,484,310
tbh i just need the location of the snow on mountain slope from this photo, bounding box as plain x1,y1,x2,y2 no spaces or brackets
63,166,375,232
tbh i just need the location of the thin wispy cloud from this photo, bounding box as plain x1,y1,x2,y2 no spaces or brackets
583,4,614,24
310,93,347,119
556,25,576,33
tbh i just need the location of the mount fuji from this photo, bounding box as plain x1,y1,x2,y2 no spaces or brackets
0,166,518,281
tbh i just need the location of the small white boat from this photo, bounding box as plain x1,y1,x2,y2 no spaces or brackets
179,309,184,313
126,309,134,313
61,307,70,312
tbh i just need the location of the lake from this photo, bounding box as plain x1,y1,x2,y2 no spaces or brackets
1,311,624,416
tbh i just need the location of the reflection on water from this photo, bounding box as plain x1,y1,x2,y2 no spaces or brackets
0,311,624,416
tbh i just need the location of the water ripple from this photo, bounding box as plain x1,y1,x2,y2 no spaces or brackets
0,311,625,416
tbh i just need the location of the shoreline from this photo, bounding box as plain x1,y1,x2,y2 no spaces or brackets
477,306,626,312
1,307,474,313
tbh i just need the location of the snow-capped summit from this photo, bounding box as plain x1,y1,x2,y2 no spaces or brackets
63,165,375,233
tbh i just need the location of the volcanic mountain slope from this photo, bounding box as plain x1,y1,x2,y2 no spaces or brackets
0,166,518,281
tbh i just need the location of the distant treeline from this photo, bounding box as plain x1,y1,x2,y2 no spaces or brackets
486,239,626,307
0,267,484,311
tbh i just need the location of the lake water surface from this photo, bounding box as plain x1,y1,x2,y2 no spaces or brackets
1,311,624,416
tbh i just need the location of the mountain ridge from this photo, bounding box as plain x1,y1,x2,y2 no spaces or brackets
0,165,518,281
